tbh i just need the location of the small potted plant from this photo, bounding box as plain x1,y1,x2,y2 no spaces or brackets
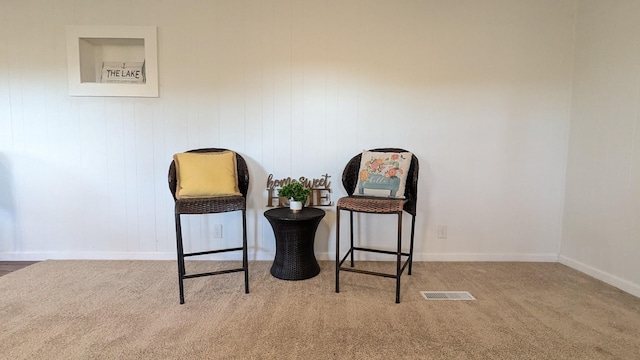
278,182,311,212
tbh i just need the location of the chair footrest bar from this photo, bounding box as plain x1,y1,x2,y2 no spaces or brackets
338,247,412,269
184,247,244,257
338,255,412,278
352,246,410,257
183,268,245,279
339,266,397,279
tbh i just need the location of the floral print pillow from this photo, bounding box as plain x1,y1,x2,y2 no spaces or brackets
354,151,412,199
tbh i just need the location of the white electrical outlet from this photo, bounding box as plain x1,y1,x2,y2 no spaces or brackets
437,225,447,239
213,224,223,239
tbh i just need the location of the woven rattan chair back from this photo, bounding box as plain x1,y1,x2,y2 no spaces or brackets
341,148,419,215
168,148,250,304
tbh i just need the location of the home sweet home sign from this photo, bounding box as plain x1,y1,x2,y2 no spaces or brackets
266,173,333,207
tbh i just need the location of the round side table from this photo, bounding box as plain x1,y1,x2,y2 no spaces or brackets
264,207,325,280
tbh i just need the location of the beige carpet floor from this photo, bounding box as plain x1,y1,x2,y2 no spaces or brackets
1,260,639,359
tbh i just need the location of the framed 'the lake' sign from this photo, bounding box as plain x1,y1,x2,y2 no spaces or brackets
101,62,145,84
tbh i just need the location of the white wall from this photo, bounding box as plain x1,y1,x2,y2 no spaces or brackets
561,0,640,297
0,0,575,262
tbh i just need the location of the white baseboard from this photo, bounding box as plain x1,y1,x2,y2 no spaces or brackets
0,251,559,262
0,251,176,261
414,252,559,262
316,252,559,262
0,251,277,262
559,255,640,298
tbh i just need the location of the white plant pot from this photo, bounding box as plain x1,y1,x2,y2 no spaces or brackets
289,200,303,213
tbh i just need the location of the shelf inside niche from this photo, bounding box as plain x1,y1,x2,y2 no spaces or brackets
66,26,158,97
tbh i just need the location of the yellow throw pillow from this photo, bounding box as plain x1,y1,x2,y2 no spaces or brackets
173,151,241,199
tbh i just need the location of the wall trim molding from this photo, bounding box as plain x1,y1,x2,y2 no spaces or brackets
0,252,179,261
0,251,558,262
559,255,640,298
411,253,559,262
0,251,275,262
318,252,559,262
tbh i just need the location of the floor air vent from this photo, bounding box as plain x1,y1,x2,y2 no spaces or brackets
420,291,476,301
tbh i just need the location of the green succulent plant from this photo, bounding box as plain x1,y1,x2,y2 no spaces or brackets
277,182,311,203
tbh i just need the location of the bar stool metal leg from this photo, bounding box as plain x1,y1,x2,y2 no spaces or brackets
349,211,355,267
409,214,416,275
242,209,249,294
335,207,341,293
175,213,185,305
395,211,403,304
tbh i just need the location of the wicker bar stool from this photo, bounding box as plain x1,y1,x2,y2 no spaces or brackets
335,148,419,303
168,148,249,304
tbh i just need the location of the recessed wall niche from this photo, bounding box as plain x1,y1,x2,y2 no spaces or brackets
66,25,158,97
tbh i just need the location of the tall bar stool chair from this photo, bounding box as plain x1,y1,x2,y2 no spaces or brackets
168,148,249,304
335,148,419,303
